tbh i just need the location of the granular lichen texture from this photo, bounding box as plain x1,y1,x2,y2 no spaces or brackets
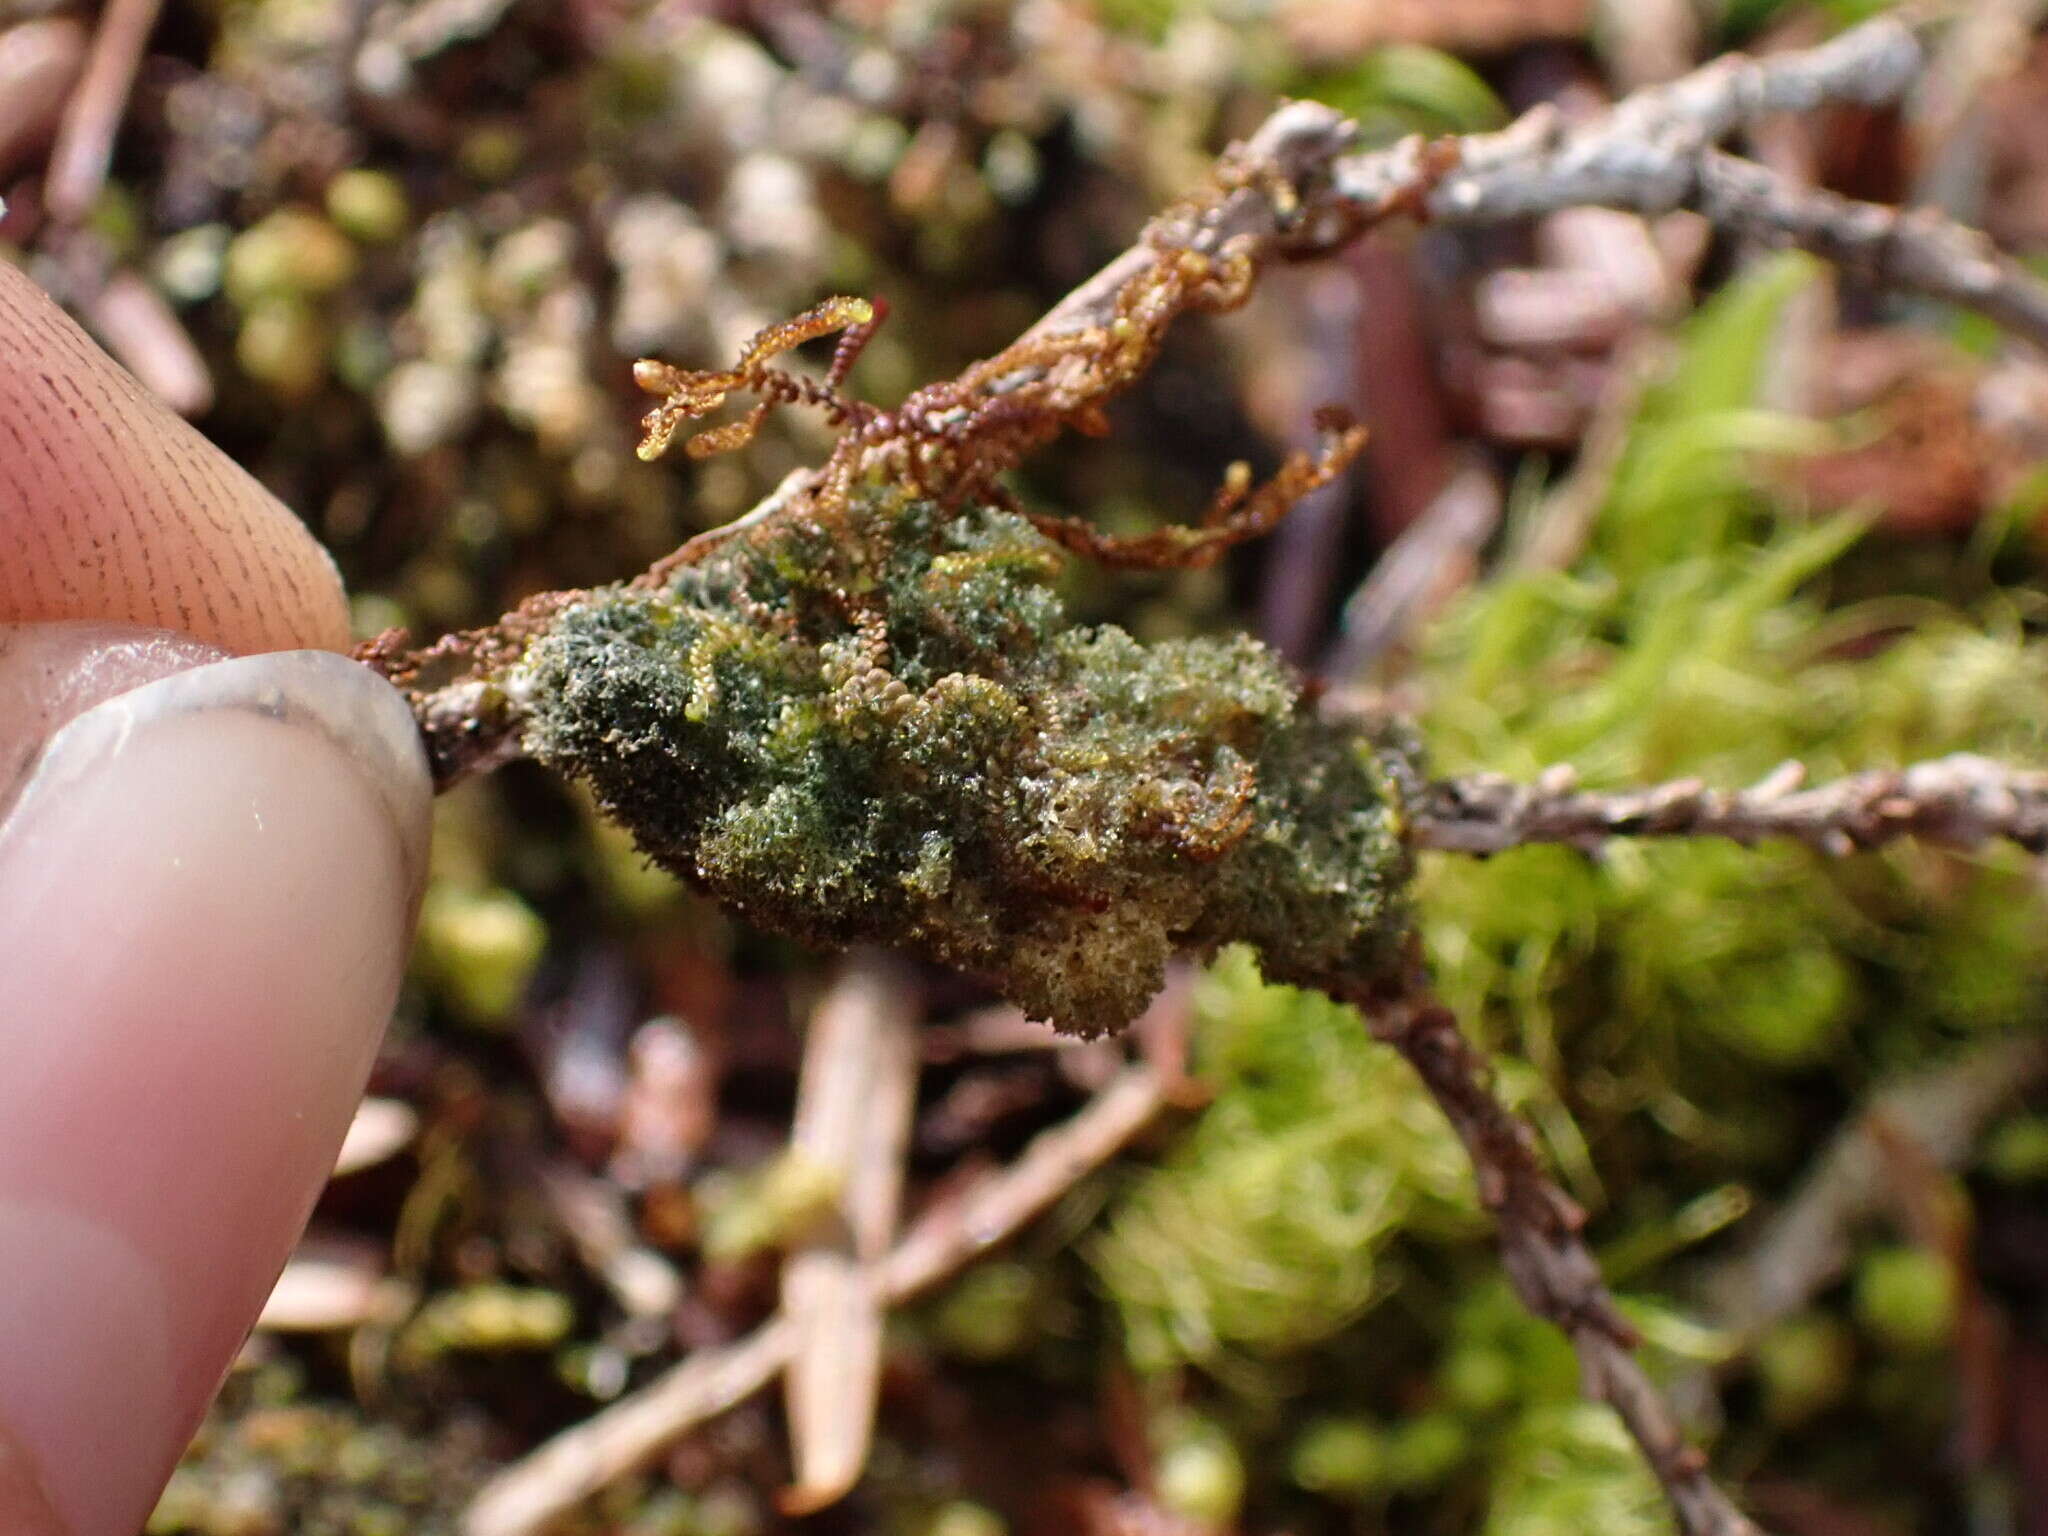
521,485,1419,1034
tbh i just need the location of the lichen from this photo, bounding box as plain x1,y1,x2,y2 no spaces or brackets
520,486,1419,1034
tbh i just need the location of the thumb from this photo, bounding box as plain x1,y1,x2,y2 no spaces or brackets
0,263,431,1536
0,632,431,1536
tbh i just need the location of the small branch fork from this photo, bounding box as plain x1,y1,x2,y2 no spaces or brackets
1025,8,2048,355
1412,754,2048,858
1354,958,1764,1536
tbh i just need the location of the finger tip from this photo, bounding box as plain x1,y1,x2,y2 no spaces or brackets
0,262,352,654
0,650,429,1535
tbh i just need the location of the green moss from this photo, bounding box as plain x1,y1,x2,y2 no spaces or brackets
1413,257,2048,1103
522,490,1418,1033
1482,1405,1669,1536
1089,950,1475,1376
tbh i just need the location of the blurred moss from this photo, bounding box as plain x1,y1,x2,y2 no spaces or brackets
412,882,548,1027
1288,1416,1388,1499
1482,1405,1668,1536
1755,1311,1856,1427
1090,949,1476,1379
1154,1412,1248,1529
398,1285,576,1360
1984,1112,2048,1182
695,1150,842,1262
1852,1246,1955,1354
929,1261,1039,1362
326,170,411,246
224,209,358,308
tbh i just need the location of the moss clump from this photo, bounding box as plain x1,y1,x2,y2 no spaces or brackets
1090,950,1476,1377
521,488,1417,1033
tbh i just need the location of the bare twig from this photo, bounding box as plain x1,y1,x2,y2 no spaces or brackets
1353,959,1762,1536
43,0,163,224
534,1161,684,1323
1594,0,1699,90
83,269,213,417
1412,754,2048,857
1906,0,2048,218
1704,1033,2048,1338
460,1063,1175,1536
1512,335,1671,573
779,952,920,1514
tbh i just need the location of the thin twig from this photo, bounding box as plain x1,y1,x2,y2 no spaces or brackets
1352,958,1762,1536
1512,335,1671,573
779,951,920,1514
1323,456,1501,678
1906,0,2047,218
460,1063,1175,1536
1703,1033,2048,1338
0,17,86,181
1413,754,2048,857
534,1161,684,1323
43,0,163,223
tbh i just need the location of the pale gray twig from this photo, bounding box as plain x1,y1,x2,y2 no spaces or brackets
1413,754,2048,857
42,0,162,223
460,1063,1174,1536
779,952,920,1514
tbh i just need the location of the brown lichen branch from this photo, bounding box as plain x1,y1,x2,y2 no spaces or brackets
1351,957,1764,1536
379,6,2048,794
460,1061,1178,1536
1411,754,2048,857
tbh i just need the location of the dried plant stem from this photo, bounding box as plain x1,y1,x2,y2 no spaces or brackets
43,0,162,223
460,1064,1173,1536
779,952,920,1514
1413,754,2048,857
1354,960,1763,1536
1704,1033,2048,1338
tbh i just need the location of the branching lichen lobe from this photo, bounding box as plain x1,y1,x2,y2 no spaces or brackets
522,488,1418,1034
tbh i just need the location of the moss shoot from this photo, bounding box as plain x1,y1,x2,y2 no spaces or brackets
520,486,1419,1034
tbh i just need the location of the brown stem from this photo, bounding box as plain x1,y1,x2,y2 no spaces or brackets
1350,958,1765,1536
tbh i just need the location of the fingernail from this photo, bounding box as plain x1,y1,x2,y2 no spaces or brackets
0,650,430,1536
0,622,227,814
